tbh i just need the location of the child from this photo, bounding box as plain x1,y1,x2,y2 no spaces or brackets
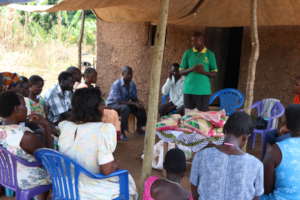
143,148,192,200
190,112,264,200
293,76,300,104
26,75,46,117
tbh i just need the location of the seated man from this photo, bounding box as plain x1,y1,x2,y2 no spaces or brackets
66,66,82,89
160,63,184,116
44,71,74,124
106,66,147,140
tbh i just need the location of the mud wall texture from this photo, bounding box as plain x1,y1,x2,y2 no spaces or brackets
238,26,300,106
96,20,200,106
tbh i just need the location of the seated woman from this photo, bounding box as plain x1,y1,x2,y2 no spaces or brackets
0,91,53,200
58,88,137,200
143,148,191,200
190,111,264,200
75,67,121,136
261,104,300,200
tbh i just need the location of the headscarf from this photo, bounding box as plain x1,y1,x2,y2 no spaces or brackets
0,72,20,89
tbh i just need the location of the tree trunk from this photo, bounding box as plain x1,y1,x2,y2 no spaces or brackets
78,10,86,70
139,0,170,195
244,0,259,114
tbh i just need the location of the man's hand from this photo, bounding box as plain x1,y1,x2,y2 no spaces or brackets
131,102,144,109
192,64,205,74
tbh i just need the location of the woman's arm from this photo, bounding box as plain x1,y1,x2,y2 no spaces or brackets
99,160,118,175
29,114,54,148
191,184,199,200
263,144,282,194
20,131,45,155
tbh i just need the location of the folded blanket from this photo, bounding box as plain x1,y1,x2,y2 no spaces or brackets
157,110,227,137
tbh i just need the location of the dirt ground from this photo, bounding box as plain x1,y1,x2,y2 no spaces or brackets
0,132,261,200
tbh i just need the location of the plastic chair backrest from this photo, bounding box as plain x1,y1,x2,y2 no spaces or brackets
209,88,244,116
35,148,129,200
251,99,285,130
0,146,18,190
161,95,169,105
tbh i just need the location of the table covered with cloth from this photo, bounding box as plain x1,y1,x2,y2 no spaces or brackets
156,110,227,152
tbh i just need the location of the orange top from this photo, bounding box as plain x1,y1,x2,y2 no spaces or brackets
294,95,300,104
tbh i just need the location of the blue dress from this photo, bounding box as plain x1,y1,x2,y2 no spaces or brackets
261,137,300,200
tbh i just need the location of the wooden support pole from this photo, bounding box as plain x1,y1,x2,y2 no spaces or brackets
244,0,259,114
78,10,86,70
140,0,170,194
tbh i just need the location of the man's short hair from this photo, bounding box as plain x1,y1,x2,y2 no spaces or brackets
29,75,44,85
171,63,180,69
121,66,133,74
58,71,73,82
84,67,97,76
66,66,80,73
286,104,300,133
192,32,204,38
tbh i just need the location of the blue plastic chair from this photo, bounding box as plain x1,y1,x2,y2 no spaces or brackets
209,88,244,116
162,94,169,105
249,99,285,158
0,145,51,200
161,94,176,114
35,148,129,200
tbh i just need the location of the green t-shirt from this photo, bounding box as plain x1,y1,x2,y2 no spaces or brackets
180,48,218,95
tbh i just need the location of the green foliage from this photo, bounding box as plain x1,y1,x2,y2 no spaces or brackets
7,0,96,48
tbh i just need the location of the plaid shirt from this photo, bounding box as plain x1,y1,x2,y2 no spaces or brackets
44,84,72,123
106,79,137,105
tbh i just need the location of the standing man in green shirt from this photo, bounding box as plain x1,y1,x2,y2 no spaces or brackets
180,32,218,112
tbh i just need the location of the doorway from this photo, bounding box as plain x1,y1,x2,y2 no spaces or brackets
205,27,244,91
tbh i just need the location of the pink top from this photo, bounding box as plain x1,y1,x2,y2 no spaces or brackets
143,176,193,200
143,176,159,200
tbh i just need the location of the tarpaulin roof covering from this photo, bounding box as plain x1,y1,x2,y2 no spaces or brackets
9,0,300,27
0,0,35,5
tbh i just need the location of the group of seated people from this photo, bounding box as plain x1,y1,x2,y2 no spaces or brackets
0,67,141,199
144,105,300,200
0,66,300,200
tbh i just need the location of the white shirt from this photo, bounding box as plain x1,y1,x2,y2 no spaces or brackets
161,76,184,108
58,121,137,200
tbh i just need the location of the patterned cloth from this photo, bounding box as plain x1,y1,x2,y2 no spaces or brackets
261,137,300,200
25,97,46,117
191,147,264,200
44,84,72,123
156,110,226,152
58,121,137,200
0,124,50,189
161,76,184,108
106,79,138,105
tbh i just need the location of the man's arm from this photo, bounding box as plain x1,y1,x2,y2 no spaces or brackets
199,70,217,78
161,77,173,95
180,67,196,76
